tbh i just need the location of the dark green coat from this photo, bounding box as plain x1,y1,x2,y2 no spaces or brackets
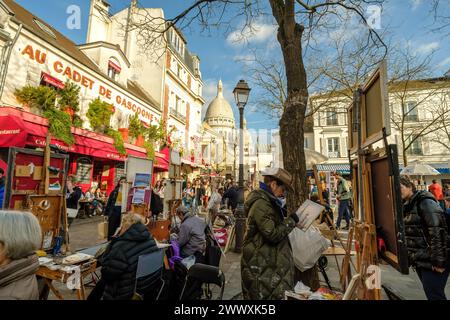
241,189,298,300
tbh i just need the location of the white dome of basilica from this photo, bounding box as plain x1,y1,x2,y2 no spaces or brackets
204,80,235,128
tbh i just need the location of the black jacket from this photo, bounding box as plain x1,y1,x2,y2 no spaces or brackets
101,223,159,300
403,191,449,270
66,186,82,209
150,191,163,217
222,186,239,210
104,186,121,217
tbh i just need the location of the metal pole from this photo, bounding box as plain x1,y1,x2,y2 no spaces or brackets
239,108,244,187
234,106,246,253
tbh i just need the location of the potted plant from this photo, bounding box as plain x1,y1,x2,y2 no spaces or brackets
87,98,126,155
14,85,75,145
58,81,80,121
86,98,113,133
128,113,145,145
116,110,129,143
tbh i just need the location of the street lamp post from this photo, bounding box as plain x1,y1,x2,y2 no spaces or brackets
233,79,251,253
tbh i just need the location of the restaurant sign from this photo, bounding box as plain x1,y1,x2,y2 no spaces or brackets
20,44,160,124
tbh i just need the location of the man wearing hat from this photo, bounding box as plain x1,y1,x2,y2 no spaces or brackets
241,167,300,300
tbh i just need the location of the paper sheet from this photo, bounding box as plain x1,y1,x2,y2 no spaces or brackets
296,200,325,231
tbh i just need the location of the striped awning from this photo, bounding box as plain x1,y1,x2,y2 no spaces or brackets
315,163,351,174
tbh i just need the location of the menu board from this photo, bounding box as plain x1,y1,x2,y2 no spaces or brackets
75,157,93,184
114,163,125,185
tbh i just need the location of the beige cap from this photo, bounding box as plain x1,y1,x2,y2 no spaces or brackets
261,167,294,192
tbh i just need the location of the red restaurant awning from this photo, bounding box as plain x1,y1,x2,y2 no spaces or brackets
41,72,65,89
154,147,170,171
0,108,148,161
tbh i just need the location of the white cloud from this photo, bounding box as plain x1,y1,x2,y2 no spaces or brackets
415,41,440,55
226,21,277,47
410,0,423,11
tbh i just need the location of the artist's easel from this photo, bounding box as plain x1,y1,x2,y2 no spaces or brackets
313,165,356,291
341,61,391,300
38,134,69,252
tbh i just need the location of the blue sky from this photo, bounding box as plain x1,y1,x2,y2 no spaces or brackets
14,0,450,131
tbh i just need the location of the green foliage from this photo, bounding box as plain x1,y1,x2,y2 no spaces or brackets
128,113,145,139
86,98,113,134
43,108,75,145
14,85,57,112
58,81,80,112
72,115,83,128
106,128,126,155
143,140,155,160
144,119,165,143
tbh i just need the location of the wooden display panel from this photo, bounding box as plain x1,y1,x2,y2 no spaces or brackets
360,60,390,149
26,195,63,250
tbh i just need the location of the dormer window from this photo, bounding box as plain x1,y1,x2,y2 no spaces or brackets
171,29,185,58
108,59,121,81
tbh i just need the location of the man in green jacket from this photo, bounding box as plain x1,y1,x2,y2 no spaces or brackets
241,167,300,300
333,171,352,230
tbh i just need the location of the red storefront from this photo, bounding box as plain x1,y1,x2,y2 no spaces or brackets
0,107,169,195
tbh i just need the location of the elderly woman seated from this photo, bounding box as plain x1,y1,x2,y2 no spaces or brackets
0,210,42,300
89,213,160,300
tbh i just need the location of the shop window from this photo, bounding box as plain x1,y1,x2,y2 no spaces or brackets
75,157,93,185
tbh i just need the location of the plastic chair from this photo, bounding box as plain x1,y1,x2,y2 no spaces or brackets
179,263,225,300
134,249,165,300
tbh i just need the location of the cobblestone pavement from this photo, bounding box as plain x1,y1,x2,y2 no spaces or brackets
46,218,449,300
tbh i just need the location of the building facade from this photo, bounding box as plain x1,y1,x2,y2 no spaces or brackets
85,0,206,164
309,75,450,185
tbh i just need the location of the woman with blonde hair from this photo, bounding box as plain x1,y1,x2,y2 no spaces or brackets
97,213,160,300
0,210,42,300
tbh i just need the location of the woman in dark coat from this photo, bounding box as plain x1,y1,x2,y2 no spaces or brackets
400,177,449,300
100,213,160,300
104,177,126,240
241,168,300,300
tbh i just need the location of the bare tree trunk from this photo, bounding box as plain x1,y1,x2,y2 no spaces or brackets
270,0,317,289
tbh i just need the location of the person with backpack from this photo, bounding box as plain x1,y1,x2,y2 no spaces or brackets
104,176,126,240
332,172,352,230
400,177,449,300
